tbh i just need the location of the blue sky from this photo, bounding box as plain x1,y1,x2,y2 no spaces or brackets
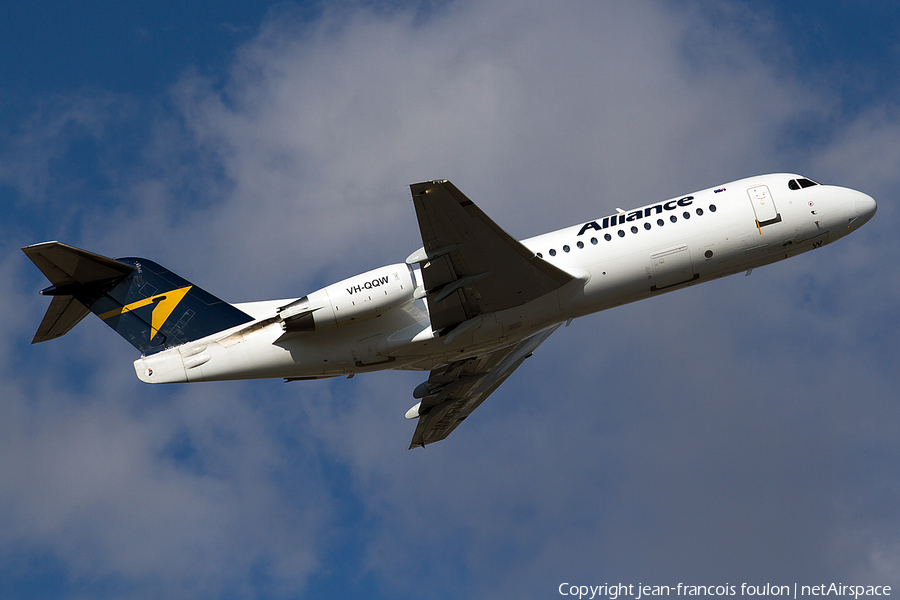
2,2,899,599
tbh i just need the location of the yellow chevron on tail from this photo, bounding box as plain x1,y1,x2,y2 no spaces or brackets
98,285,192,340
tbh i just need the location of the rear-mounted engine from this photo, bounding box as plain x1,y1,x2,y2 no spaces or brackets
278,263,416,332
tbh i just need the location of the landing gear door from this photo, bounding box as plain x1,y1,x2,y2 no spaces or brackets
747,185,781,227
357,333,391,366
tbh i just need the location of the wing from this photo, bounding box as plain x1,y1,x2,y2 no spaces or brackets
406,180,573,334
407,324,560,448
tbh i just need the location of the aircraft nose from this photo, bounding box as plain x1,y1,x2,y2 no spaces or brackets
854,191,877,224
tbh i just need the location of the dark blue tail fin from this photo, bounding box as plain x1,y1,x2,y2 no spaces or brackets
23,242,253,354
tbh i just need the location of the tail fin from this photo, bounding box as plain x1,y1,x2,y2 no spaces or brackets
23,242,253,354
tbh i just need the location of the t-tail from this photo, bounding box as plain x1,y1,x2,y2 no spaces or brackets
22,242,253,354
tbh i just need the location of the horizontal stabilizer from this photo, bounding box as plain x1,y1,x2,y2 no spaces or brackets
24,242,138,345
23,241,253,353
32,294,91,344
23,241,136,291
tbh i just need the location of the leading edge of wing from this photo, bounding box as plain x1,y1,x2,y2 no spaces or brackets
407,324,561,448
406,181,573,333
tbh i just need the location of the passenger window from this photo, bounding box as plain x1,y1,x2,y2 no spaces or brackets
604,233,612,241
563,245,570,253
617,230,625,237
670,215,677,223
683,212,691,219
577,241,584,249
631,226,638,234
536,252,543,258
644,222,651,230
591,237,598,245
549,249,556,256
709,204,717,212
657,219,664,226
696,208,703,216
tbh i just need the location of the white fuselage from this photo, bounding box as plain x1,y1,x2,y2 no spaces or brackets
134,174,876,384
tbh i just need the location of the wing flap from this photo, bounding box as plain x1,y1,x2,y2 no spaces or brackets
408,324,560,448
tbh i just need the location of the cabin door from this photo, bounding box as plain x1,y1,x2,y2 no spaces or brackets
747,185,781,227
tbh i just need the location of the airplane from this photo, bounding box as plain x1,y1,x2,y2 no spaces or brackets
23,174,876,448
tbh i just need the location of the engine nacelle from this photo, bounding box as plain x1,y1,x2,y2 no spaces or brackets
279,263,416,332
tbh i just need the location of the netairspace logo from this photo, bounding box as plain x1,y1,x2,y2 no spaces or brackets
557,582,892,600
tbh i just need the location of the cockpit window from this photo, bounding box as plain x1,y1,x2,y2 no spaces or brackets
789,178,819,190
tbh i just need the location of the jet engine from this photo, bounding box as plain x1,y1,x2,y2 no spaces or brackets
278,263,416,332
